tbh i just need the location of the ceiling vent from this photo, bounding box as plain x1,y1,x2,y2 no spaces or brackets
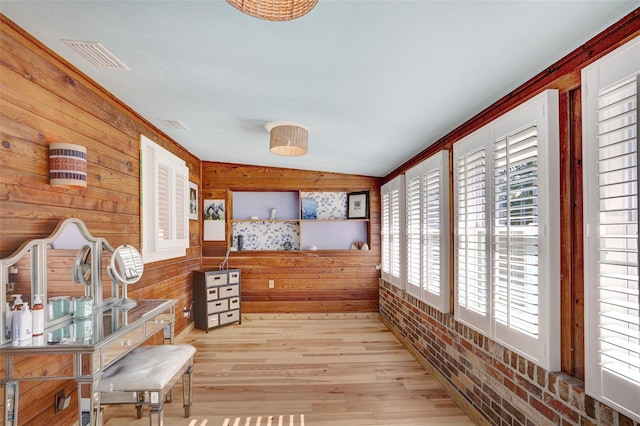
159,119,189,130
62,40,129,70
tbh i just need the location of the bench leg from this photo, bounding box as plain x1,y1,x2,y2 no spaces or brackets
135,392,146,419
149,403,164,426
182,364,194,417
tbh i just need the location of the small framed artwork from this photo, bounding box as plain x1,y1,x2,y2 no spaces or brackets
203,199,225,241
189,182,198,221
301,197,317,220
347,191,369,219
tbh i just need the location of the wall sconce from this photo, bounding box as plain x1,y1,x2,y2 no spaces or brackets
49,142,87,188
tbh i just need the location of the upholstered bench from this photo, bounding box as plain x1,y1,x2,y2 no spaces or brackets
100,344,196,425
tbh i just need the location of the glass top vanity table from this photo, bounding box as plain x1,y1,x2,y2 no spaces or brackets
0,218,176,425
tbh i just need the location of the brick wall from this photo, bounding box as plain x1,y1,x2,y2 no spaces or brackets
379,280,639,426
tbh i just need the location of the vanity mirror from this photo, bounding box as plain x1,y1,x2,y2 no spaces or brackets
0,218,116,345
108,244,144,308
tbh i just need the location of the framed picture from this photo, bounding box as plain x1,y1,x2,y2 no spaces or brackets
203,199,225,241
301,197,317,220
188,182,198,221
347,191,369,219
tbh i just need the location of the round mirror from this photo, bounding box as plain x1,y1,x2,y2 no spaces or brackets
108,244,143,307
72,245,92,287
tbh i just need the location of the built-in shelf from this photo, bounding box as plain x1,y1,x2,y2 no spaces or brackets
231,191,369,251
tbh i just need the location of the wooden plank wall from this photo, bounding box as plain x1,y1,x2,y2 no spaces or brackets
201,162,382,313
0,15,201,424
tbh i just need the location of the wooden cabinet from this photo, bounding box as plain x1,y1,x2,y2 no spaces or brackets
231,191,369,251
193,269,241,332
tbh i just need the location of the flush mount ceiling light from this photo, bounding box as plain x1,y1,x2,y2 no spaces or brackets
226,0,318,21
266,121,309,157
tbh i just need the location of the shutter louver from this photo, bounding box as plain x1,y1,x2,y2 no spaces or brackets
493,125,540,338
596,75,640,385
457,148,488,315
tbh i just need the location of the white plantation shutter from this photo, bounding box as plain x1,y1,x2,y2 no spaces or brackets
391,186,402,279
583,37,640,422
405,151,450,311
425,168,442,297
157,161,171,243
493,125,540,338
381,191,391,274
454,90,560,370
455,131,491,332
381,176,405,289
141,135,189,263
406,174,422,297
174,166,188,241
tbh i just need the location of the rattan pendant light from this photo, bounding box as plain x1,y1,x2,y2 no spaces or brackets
226,0,318,21
266,121,309,156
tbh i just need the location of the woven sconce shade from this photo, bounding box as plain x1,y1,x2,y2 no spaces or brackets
49,142,87,188
226,0,318,21
267,122,309,157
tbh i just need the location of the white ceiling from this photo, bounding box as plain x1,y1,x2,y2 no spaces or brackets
1,1,637,177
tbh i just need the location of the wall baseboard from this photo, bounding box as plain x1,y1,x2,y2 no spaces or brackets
242,312,379,320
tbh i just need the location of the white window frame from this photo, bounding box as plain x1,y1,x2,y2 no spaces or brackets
405,150,450,312
140,135,189,263
453,89,561,371
381,175,405,289
583,36,640,423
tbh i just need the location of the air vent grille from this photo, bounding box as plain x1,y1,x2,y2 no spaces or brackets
159,119,189,130
62,40,129,70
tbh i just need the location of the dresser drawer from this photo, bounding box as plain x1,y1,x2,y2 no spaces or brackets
220,284,239,298
206,287,219,300
220,309,240,325
228,271,240,284
206,273,228,287
145,312,171,337
207,299,229,313
102,327,144,367
207,314,219,328
229,297,240,310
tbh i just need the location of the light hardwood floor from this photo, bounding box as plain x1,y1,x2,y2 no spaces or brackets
103,314,476,426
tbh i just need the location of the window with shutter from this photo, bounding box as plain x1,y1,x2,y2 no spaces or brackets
141,135,189,263
405,151,450,311
583,36,640,423
381,175,405,289
454,90,560,370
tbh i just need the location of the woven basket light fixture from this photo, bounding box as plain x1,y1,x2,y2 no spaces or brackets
226,0,318,21
266,121,309,156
